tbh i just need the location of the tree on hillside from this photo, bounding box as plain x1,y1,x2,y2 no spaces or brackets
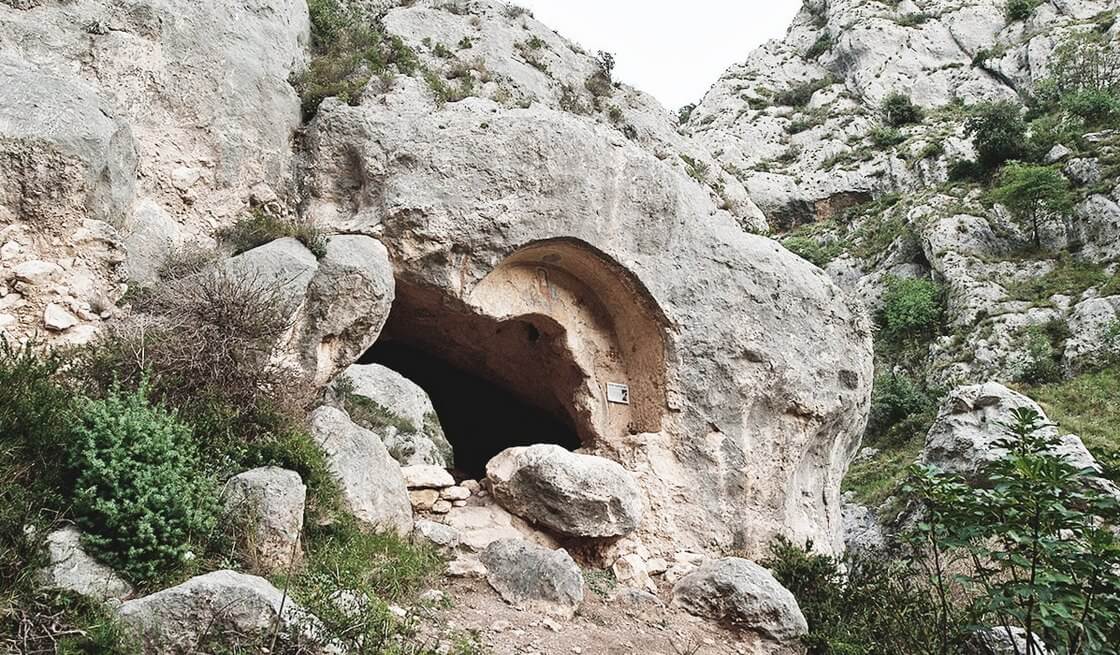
966,101,1027,171
989,163,1074,249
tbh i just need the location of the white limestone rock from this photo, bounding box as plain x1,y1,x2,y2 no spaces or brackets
222,467,307,574
36,527,132,603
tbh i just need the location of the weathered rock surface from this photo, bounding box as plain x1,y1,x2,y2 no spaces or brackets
672,558,808,642
402,464,456,490
841,495,887,556
972,626,1050,655
222,467,307,574
333,363,453,466
480,539,584,619
117,570,312,653
308,406,413,534
304,4,873,558
487,445,644,538
36,527,132,603
442,503,559,552
920,383,1102,479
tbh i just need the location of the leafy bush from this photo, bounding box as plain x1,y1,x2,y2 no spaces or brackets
881,92,923,127
806,34,832,60
69,386,217,584
905,408,1120,653
1047,31,1120,96
782,235,843,268
989,163,1073,249
1027,109,1086,155
217,209,327,258
677,103,696,125
966,101,1027,171
1014,321,1070,384
866,372,940,446
1061,89,1120,126
775,76,833,107
877,276,943,345
1006,0,1043,20
294,0,419,119
762,538,944,654
585,50,615,97
870,125,906,147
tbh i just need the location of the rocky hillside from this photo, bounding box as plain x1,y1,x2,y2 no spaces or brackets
0,0,1118,654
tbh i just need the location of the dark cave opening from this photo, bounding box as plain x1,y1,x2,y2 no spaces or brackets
359,339,582,480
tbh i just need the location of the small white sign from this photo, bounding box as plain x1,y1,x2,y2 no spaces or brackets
606,383,630,405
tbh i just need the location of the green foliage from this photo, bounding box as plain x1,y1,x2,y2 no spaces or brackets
843,437,925,507
69,386,217,584
894,12,929,27
870,125,905,147
677,103,696,125
276,517,446,654
295,0,419,119
881,92,923,127
1006,0,1043,20
1027,110,1086,156
762,537,944,654
1024,367,1120,481
1047,31,1120,97
877,276,944,346
989,163,1073,248
1003,255,1108,303
1014,321,1070,384
217,209,327,258
1061,89,1120,126
905,408,1120,654
782,234,844,267
966,101,1028,171
679,154,709,182
866,372,941,447
585,50,616,97
806,34,832,60
424,68,476,105
775,76,834,107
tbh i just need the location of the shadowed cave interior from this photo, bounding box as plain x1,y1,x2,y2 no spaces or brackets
360,338,582,479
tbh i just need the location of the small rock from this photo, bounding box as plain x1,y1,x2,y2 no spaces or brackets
0,314,15,330
612,553,656,593
542,617,561,632
481,539,584,619
410,489,440,510
462,479,481,494
12,260,62,285
490,619,512,633
646,557,669,575
36,527,132,602
402,465,455,489
441,485,470,501
44,303,79,331
222,467,306,574
418,589,447,604
170,166,203,191
413,519,460,550
0,241,20,260
431,499,453,514
452,499,467,507
1045,144,1072,163
447,554,488,578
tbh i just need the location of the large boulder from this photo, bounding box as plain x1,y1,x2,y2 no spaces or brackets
36,527,133,603
224,235,395,384
919,383,1102,480
480,539,584,619
332,363,453,467
486,445,644,538
308,406,413,534
117,570,313,653
222,467,307,574
672,558,808,642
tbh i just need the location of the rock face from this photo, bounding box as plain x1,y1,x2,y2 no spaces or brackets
480,539,584,619
333,363,453,466
306,15,873,554
486,445,644,538
36,527,133,603
117,570,311,653
920,383,1102,479
308,406,413,534
672,558,808,643
222,467,307,574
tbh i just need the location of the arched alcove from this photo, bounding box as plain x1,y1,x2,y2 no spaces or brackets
363,238,669,475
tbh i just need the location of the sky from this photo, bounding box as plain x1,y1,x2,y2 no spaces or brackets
514,0,803,110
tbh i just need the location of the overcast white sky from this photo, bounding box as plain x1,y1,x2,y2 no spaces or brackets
515,0,803,110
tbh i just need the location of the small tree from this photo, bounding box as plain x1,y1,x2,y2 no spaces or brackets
878,276,944,346
989,163,1074,249
966,101,1028,170
1048,31,1120,96
881,92,923,127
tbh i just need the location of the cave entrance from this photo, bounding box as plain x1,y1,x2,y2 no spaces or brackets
361,238,670,479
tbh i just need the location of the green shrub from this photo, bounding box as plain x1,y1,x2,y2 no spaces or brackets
881,92,923,126
878,276,943,345
217,209,327,258
782,235,843,267
1024,366,1120,481
679,154,709,182
295,0,419,119
677,103,696,125
1061,88,1120,126
585,50,615,97
894,12,928,27
1027,109,1086,156
1006,0,1042,20
775,76,833,107
1014,321,1070,384
866,372,940,446
806,34,832,60
69,386,217,584
989,162,1073,249
965,101,1027,170
870,125,905,147
1047,31,1120,96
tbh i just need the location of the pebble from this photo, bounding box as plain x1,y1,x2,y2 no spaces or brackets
431,499,453,514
